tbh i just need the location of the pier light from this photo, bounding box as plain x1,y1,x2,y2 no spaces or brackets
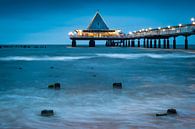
179,24,182,27
162,29,165,32
191,17,195,22
158,27,161,30
191,18,195,24
129,32,133,35
145,29,148,31
142,29,145,31
172,27,176,30
116,30,122,33
149,27,152,30
168,26,171,29
68,32,74,36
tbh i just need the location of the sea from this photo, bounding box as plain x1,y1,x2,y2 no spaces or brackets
0,45,195,129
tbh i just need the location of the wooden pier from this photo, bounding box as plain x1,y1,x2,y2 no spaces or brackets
69,12,195,49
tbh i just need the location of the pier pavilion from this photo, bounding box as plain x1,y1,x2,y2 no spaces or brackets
69,12,124,47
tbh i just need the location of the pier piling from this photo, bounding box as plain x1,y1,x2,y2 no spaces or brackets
89,40,95,47
167,38,170,49
147,39,149,48
143,38,146,48
150,39,153,48
173,37,176,49
154,39,157,48
158,39,161,48
185,36,188,49
138,39,140,47
163,39,166,48
72,40,77,47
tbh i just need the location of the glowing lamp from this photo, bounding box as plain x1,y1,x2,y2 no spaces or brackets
191,17,195,22
68,32,74,36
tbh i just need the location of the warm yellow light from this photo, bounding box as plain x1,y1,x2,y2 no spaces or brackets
172,28,176,30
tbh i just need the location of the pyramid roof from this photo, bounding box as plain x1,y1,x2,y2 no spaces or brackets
87,12,109,30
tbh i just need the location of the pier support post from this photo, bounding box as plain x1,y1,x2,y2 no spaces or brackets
185,36,188,49
119,40,122,47
150,39,153,48
128,40,130,47
167,38,170,49
131,40,135,47
163,38,166,49
158,39,161,48
105,40,108,47
89,40,95,47
112,40,115,47
116,41,119,47
138,39,140,47
72,40,76,47
122,40,125,47
154,39,157,48
143,38,146,48
173,37,176,49
147,39,149,48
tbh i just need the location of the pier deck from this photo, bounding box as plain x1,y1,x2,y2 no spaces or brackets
70,23,195,49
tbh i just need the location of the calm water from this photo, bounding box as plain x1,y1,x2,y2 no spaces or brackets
0,46,195,129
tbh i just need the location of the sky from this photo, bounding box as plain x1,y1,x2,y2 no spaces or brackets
0,0,195,44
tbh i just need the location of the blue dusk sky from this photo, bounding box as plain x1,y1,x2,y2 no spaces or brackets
0,0,195,44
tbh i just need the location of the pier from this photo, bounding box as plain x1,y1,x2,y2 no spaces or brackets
69,13,195,49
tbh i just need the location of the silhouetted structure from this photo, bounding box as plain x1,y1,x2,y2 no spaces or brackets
69,13,195,49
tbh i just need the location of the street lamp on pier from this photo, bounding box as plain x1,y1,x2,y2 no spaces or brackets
191,17,195,24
